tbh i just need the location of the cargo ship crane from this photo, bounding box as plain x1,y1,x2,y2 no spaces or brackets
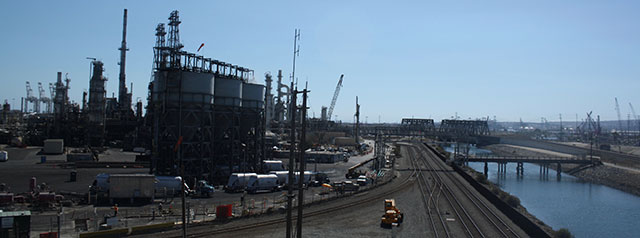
327,74,343,121
615,97,623,133
630,103,639,133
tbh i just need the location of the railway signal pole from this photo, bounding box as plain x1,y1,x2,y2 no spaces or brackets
296,85,309,238
286,28,300,238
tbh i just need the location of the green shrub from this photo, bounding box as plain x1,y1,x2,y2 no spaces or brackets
475,174,488,184
490,186,501,195
505,194,521,208
554,228,574,238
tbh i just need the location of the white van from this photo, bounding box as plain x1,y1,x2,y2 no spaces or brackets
269,171,290,184
263,160,286,172
270,171,313,187
246,174,280,193
225,173,258,192
0,151,7,162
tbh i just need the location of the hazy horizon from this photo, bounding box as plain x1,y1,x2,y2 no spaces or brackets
1,1,639,123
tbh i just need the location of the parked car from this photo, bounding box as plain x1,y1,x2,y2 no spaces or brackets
356,175,368,186
0,151,7,162
310,173,330,187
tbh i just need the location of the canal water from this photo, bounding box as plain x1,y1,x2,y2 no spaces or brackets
443,145,640,238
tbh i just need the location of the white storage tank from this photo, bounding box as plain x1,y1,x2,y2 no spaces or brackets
152,71,215,104
214,77,243,107
241,82,265,108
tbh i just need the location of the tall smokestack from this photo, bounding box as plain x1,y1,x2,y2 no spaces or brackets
118,9,130,111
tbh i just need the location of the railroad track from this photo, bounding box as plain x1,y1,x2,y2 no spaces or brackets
415,143,521,238
407,145,450,238
162,160,418,237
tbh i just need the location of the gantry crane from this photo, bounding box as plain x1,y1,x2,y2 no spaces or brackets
630,103,639,133
615,97,623,133
38,82,51,113
327,74,344,121
25,82,39,113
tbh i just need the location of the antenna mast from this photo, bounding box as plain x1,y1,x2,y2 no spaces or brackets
118,9,131,112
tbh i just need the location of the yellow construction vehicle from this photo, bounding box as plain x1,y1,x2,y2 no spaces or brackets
381,199,403,228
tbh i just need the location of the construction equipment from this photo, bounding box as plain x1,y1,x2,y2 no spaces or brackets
615,97,623,133
380,199,403,228
327,74,344,121
630,103,639,133
25,82,39,113
38,82,51,113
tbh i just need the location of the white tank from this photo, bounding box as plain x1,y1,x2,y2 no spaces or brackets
214,77,243,107
242,83,265,108
152,71,215,104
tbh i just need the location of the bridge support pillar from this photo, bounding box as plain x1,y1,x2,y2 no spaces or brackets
516,162,524,176
557,163,562,176
545,164,549,174
484,162,488,176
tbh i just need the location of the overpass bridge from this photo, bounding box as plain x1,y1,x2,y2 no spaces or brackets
459,155,598,176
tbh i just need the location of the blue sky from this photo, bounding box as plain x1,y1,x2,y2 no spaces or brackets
1,1,639,123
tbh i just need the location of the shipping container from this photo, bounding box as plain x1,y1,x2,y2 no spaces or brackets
108,174,155,203
43,139,64,154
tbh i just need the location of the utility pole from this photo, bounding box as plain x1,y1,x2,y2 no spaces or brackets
355,96,360,147
179,73,186,238
286,83,297,238
296,85,309,238
286,28,300,238
118,9,130,112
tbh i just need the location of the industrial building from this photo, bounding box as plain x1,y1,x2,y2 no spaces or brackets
147,11,265,182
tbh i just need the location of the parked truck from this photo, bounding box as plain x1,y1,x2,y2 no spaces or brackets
109,174,155,204
155,176,188,197
246,174,280,193
90,173,155,204
192,180,215,197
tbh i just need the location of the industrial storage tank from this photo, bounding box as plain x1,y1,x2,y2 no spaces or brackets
241,83,265,109
152,71,215,104
214,77,243,107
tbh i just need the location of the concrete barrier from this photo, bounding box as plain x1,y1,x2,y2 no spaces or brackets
79,222,175,238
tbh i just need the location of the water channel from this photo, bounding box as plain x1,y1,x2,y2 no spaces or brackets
443,145,640,238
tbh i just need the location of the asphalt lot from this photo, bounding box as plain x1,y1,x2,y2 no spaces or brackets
0,142,378,237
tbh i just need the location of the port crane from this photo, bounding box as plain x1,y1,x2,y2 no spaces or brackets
615,97,623,133
327,74,344,121
25,82,39,113
38,82,51,113
630,103,639,132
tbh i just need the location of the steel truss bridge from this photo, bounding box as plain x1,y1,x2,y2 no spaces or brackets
358,118,491,139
